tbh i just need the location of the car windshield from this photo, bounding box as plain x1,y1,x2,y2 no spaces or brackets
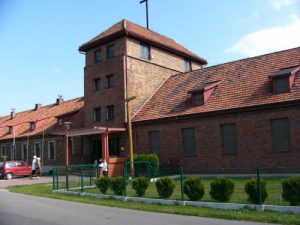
0,162,4,168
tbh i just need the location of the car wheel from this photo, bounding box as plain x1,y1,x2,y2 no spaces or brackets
6,173,13,180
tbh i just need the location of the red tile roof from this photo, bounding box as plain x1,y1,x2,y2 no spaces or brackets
133,47,300,122
0,97,84,140
79,19,207,65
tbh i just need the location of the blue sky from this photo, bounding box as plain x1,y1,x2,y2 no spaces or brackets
0,0,300,116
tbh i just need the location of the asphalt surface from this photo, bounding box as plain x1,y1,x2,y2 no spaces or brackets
0,189,278,225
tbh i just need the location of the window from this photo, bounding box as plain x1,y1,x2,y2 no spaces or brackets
109,138,120,156
93,78,101,91
194,93,204,106
271,118,290,152
93,107,101,122
105,74,114,88
57,118,63,126
34,142,41,157
106,105,114,120
274,78,289,93
107,44,115,58
221,124,237,155
22,144,28,160
8,126,13,134
140,42,150,60
148,131,160,154
184,59,191,72
1,146,6,157
94,49,103,63
10,145,15,160
48,141,56,160
30,122,36,131
182,128,196,156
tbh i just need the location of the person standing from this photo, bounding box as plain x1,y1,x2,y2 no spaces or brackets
30,155,37,179
102,159,108,176
36,157,42,179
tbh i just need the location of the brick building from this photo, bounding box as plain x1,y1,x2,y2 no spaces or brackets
0,19,299,174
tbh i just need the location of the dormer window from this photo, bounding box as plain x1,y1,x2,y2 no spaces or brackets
188,81,220,106
30,122,36,131
269,66,300,94
184,59,191,72
8,126,13,134
57,118,63,126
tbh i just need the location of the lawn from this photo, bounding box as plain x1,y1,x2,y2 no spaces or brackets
9,183,300,225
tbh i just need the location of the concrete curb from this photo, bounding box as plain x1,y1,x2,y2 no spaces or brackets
53,189,300,214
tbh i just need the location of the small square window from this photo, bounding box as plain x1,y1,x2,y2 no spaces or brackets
140,42,150,60
93,107,101,122
106,105,114,120
274,78,289,93
107,44,115,58
94,49,103,63
93,78,101,91
105,74,114,88
184,59,191,72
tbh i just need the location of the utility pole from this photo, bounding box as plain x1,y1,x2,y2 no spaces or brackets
140,0,149,29
125,96,136,177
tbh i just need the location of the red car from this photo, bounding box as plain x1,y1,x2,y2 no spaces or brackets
0,160,32,179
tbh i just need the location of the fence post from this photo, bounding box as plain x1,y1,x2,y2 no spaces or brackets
52,167,56,190
80,166,84,192
123,167,127,197
180,167,184,201
56,167,59,190
66,166,69,191
256,165,262,205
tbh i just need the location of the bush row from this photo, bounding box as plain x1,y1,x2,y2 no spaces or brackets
95,176,300,205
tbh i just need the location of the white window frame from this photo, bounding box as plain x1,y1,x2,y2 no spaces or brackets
48,141,56,160
21,143,28,160
34,142,41,157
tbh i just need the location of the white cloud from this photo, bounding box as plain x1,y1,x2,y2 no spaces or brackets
270,0,297,10
226,15,300,57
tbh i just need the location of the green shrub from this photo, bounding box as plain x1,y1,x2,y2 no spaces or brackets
183,177,205,201
282,177,300,206
132,154,160,177
210,177,234,202
245,179,268,204
0,155,7,161
132,176,150,197
110,176,124,196
155,177,174,199
95,176,110,194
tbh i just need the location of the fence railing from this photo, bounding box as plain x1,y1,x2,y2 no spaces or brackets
53,164,300,206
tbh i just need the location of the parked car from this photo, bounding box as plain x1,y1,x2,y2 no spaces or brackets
0,160,32,179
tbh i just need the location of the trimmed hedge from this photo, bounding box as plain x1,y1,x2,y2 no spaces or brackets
95,176,110,194
183,177,205,201
132,176,150,197
210,177,234,202
282,177,300,206
133,154,160,177
245,179,268,204
110,176,124,196
155,177,174,199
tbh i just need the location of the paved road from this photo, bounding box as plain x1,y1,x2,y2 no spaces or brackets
0,189,277,225
0,176,52,188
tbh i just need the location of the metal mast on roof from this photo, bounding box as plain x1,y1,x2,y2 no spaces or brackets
140,0,149,29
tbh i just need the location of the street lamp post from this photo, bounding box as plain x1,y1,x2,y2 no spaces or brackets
63,122,72,166
124,96,136,178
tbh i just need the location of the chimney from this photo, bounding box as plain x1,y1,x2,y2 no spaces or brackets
10,108,16,119
35,103,42,111
122,19,127,29
56,95,64,105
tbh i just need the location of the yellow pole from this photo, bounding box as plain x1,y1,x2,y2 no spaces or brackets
125,96,136,178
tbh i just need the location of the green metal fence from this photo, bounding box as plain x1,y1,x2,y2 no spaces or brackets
53,164,300,206
53,164,100,192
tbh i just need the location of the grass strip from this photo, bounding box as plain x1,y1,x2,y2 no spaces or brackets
8,183,300,225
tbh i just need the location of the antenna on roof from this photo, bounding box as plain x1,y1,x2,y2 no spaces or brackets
140,0,149,29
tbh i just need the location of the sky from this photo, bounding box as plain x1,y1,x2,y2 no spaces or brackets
0,0,300,116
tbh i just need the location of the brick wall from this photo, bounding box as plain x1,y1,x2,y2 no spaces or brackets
133,105,300,173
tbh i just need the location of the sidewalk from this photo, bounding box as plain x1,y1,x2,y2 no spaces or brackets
0,176,52,188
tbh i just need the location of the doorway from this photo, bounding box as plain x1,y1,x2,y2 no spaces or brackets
90,140,102,163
